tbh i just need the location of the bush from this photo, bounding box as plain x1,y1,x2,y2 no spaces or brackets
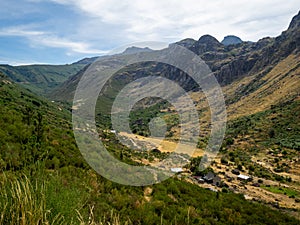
221,157,228,165
222,187,229,193
225,138,234,146
268,129,275,138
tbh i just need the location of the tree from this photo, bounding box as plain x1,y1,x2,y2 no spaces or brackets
35,112,44,144
268,128,275,138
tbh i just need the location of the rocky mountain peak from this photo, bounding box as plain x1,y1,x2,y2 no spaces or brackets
175,38,196,49
122,46,153,55
198,34,220,45
288,10,300,30
189,35,223,55
221,35,243,46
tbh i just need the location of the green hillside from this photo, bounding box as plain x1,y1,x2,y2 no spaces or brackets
0,72,84,170
0,64,85,95
1,74,299,224
1,10,300,225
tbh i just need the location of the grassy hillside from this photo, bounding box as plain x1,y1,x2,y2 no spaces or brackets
225,53,300,119
1,11,300,224
2,169,299,225
221,99,300,182
0,64,85,95
1,73,299,224
0,72,84,170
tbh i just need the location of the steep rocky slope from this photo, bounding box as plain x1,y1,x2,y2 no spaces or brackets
50,11,300,117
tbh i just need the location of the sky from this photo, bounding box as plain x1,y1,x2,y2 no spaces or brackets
0,0,299,65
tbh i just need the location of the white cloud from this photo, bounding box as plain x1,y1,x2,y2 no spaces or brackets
48,0,300,42
0,26,45,36
1,0,300,65
0,25,108,54
34,36,108,54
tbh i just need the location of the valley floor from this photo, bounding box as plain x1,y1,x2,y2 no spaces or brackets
118,132,300,218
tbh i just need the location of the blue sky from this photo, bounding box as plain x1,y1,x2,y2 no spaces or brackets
0,0,300,65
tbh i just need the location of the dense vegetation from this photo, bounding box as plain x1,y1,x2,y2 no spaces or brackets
222,100,300,177
1,165,299,225
0,10,299,224
0,74,84,171
1,71,299,224
0,64,84,95
226,100,300,150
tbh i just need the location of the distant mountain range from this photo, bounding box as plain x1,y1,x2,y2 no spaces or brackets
1,11,299,113
121,46,153,55
48,11,300,113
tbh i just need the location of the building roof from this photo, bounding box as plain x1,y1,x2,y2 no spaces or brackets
238,174,250,180
204,171,215,180
171,168,184,173
213,176,221,181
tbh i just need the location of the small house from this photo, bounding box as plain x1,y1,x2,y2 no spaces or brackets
204,171,215,183
213,176,222,187
237,174,251,181
171,168,184,173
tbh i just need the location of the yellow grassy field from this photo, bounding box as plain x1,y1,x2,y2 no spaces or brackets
119,132,204,157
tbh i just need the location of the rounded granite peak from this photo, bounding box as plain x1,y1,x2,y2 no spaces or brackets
221,35,243,46
198,34,220,45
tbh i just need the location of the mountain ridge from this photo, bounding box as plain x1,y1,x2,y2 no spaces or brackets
221,35,243,46
50,11,300,104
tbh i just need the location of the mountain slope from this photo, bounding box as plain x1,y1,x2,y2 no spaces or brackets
225,53,300,118
0,63,86,95
50,11,300,113
1,12,300,222
2,72,299,224
0,72,84,170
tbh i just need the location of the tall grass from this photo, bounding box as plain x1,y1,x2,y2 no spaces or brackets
0,174,128,225
0,174,64,225
77,206,129,225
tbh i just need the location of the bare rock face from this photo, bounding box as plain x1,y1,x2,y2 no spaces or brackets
221,35,243,46
51,11,300,101
288,10,300,30
190,35,224,55
175,38,196,49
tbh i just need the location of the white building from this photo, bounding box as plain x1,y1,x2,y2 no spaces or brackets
237,174,251,181
171,168,184,173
